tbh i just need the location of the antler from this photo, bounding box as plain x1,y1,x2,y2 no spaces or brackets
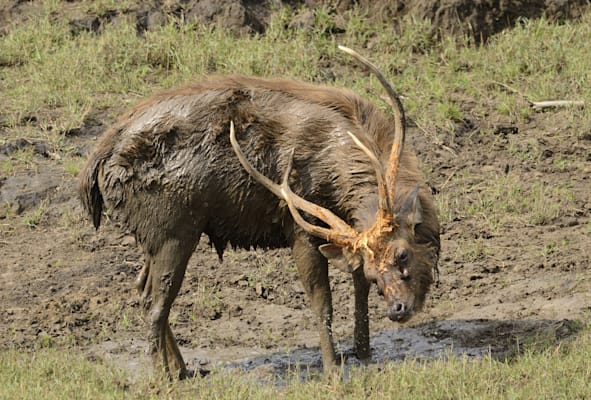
346,130,391,214
338,45,406,210
229,121,359,246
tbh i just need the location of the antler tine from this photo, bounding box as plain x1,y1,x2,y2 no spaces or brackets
346,131,392,214
279,151,358,245
338,45,406,209
229,121,358,246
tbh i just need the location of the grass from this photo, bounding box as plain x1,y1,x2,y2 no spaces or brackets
0,147,37,176
23,200,47,228
188,280,224,322
1,326,590,399
436,171,575,232
4,3,589,134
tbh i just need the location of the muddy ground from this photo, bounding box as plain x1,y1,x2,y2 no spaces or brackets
1,0,591,381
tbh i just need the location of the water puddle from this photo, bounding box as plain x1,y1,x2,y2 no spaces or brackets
88,318,576,383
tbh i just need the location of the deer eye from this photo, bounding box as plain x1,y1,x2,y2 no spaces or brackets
397,249,409,264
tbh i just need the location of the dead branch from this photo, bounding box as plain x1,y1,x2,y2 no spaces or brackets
530,100,585,110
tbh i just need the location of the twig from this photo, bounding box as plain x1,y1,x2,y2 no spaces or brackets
530,100,585,110
491,81,585,112
491,81,526,97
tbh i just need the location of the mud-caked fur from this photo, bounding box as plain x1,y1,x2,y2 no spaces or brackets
79,75,440,378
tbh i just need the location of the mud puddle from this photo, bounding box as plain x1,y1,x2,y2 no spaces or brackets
87,318,577,383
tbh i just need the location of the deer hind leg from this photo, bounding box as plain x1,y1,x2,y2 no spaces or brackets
352,267,371,361
138,236,197,379
292,233,337,370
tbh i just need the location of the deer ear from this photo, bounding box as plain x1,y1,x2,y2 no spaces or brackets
400,185,423,229
319,244,361,273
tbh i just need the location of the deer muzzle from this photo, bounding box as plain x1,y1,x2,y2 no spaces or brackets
383,283,415,322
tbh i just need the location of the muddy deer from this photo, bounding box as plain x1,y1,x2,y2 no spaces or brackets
78,46,440,379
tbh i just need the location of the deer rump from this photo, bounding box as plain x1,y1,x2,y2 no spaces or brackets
79,52,440,379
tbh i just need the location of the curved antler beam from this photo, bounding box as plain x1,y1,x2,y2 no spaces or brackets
338,45,406,209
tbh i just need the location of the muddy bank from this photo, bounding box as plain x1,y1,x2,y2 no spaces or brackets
87,318,578,382
1,0,588,42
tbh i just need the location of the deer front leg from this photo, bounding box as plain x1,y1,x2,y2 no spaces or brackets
352,266,371,361
292,233,337,370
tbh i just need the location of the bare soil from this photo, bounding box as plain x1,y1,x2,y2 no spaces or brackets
1,0,590,381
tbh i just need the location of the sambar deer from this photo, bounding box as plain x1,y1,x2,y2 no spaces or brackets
78,46,440,379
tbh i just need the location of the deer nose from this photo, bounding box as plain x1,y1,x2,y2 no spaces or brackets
387,301,411,321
